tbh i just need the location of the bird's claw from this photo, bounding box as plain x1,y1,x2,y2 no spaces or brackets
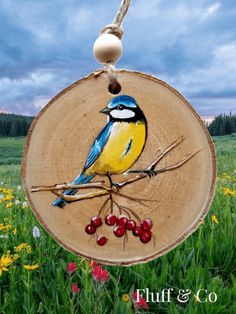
143,169,156,177
111,182,121,192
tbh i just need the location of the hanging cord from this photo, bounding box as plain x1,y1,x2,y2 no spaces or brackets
98,0,132,93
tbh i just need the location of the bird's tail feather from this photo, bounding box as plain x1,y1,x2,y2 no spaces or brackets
52,173,95,208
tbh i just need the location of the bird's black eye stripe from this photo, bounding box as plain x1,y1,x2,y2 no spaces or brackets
117,104,124,110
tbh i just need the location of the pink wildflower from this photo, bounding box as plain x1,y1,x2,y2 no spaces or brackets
91,264,109,282
67,262,77,275
132,291,149,310
71,283,80,294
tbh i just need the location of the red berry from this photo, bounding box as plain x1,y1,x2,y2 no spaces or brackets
113,225,126,237
141,218,153,230
85,224,96,235
105,214,117,226
140,230,152,243
126,219,136,230
117,216,128,227
132,226,142,237
97,236,107,246
91,216,102,227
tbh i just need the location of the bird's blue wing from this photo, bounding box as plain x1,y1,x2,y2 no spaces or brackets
83,121,113,171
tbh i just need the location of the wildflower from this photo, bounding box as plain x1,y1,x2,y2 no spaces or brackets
22,201,28,208
71,283,80,294
14,200,20,205
89,260,98,268
67,262,77,275
0,254,13,276
17,185,22,190
33,226,40,239
211,215,219,224
132,291,149,310
4,195,13,201
6,202,13,208
12,228,17,235
15,243,32,254
0,223,11,231
91,264,109,282
4,224,11,231
122,294,130,302
222,187,236,196
193,294,200,303
23,263,39,270
0,195,4,200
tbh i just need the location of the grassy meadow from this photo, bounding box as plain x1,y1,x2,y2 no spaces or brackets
0,135,236,313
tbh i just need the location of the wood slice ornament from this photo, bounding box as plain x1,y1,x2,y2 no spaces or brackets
22,69,216,265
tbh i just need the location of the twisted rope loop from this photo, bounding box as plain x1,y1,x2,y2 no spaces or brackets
100,0,132,93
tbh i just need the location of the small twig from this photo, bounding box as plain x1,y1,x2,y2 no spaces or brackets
98,197,110,216
154,150,201,175
31,182,108,193
120,205,142,224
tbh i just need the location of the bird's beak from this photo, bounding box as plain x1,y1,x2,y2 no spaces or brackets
99,107,111,114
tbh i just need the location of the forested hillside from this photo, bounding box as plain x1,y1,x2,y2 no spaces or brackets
0,113,34,137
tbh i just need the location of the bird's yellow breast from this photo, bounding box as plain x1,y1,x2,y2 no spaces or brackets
86,121,146,175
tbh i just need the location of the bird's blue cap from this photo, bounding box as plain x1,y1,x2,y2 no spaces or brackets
107,95,137,109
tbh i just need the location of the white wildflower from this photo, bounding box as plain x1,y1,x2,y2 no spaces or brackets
14,199,20,205
33,226,40,239
22,201,28,208
17,185,22,190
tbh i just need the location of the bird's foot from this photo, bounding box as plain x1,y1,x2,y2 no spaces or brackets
107,173,121,192
143,169,156,177
111,181,121,192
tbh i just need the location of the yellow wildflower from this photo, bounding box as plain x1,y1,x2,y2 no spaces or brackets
222,187,236,196
23,264,39,270
211,215,219,224
0,254,13,276
4,224,11,231
6,202,13,208
122,294,130,302
12,228,17,235
4,195,13,201
15,243,32,254
193,294,200,303
0,223,12,231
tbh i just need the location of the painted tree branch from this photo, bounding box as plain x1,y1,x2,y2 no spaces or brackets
31,137,200,203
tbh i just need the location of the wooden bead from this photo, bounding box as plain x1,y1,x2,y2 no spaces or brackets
93,33,122,64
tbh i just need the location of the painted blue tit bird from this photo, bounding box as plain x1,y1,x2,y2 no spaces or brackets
53,95,147,208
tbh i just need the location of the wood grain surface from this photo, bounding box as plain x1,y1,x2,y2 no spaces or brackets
22,70,216,266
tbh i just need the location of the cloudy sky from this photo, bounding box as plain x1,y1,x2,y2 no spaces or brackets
0,0,235,117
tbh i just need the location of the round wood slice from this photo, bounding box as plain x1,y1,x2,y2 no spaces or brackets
22,70,216,266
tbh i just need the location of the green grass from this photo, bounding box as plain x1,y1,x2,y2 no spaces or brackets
0,136,236,313
0,137,25,165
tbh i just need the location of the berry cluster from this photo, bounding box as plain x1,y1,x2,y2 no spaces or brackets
85,214,153,246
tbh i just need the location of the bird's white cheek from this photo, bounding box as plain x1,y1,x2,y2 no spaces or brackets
110,109,135,119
